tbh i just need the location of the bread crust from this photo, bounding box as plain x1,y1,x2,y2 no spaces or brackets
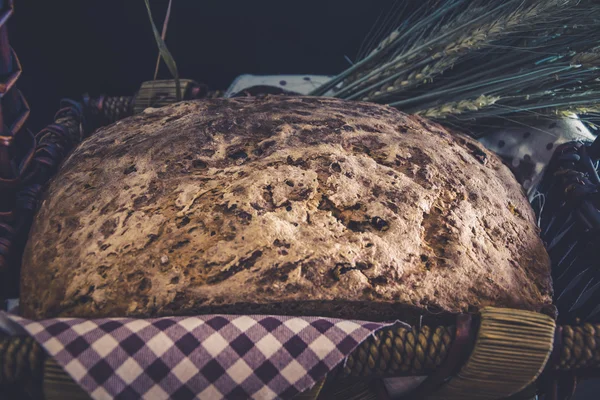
20,97,552,320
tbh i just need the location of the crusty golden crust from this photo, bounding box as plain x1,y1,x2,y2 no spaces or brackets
20,97,552,319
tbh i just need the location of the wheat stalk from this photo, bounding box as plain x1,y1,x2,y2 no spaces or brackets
556,105,600,116
415,95,501,118
309,0,468,96
362,55,458,101
144,0,181,101
342,0,478,89
337,0,576,101
153,0,174,81
572,49,600,67
313,0,600,134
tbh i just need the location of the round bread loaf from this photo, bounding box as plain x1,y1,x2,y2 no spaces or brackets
20,97,552,320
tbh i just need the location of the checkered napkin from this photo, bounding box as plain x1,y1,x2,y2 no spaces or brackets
3,312,393,400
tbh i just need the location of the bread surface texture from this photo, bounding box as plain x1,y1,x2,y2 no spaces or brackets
20,97,552,319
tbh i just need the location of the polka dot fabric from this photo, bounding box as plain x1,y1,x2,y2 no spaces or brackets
225,74,335,97
479,118,596,196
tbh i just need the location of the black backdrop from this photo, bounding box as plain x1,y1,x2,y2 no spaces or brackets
6,1,598,397
9,0,396,131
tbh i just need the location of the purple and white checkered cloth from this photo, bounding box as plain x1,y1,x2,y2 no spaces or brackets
2,312,394,399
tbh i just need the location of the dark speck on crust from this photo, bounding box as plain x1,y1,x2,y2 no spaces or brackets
207,250,263,284
371,217,389,231
123,165,137,175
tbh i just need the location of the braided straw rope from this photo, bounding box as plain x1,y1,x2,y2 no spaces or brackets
343,324,455,377
558,323,600,371
102,96,134,124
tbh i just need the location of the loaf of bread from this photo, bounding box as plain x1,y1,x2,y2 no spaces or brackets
20,97,552,320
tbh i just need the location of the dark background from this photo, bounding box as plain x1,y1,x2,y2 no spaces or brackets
7,1,598,398
9,0,397,132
